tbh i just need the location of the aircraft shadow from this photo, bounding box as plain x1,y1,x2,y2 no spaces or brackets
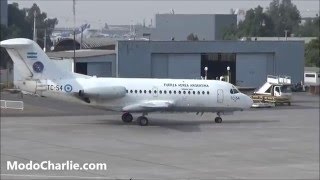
89,119,279,132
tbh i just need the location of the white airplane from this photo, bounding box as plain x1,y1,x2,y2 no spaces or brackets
0,38,253,126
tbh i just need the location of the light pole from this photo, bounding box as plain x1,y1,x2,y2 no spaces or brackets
204,67,208,80
284,29,288,40
33,11,37,42
227,66,230,83
43,18,47,52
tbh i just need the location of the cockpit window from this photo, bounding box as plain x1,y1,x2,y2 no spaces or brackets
230,86,240,94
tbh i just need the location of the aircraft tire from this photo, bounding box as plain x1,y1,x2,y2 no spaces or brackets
122,112,133,123
137,116,149,126
215,117,222,123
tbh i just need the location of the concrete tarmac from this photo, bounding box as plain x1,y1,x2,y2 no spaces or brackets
1,92,319,179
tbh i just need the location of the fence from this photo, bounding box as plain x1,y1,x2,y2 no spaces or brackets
0,100,24,110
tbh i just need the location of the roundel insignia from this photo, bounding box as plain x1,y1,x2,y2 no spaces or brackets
32,61,44,73
64,84,73,92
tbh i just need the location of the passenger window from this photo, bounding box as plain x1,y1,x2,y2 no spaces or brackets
230,89,234,94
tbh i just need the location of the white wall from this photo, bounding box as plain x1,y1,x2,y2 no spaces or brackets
304,72,320,85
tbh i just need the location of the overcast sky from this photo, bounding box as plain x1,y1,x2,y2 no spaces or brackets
9,0,320,28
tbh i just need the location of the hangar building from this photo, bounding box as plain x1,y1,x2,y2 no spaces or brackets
10,39,304,88
11,13,304,89
116,40,304,88
44,40,304,88
47,49,116,77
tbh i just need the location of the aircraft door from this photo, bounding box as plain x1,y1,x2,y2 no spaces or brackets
217,89,224,103
152,87,158,97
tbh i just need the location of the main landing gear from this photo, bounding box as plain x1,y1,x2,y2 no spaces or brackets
121,112,149,126
122,112,133,123
215,112,222,123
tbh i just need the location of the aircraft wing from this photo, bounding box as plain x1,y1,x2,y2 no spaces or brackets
122,100,174,112
75,86,127,103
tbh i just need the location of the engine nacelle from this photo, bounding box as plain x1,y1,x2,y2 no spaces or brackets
79,86,126,99
14,80,47,94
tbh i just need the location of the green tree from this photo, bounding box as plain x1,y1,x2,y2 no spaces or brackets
7,3,32,39
0,3,59,68
305,38,320,67
237,6,274,37
296,17,319,37
24,3,58,47
266,0,301,36
0,24,9,40
223,6,274,39
187,33,199,41
223,23,238,40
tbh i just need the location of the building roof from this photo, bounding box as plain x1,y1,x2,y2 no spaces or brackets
244,37,317,43
47,49,115,59
305,67,320,73
79,37,116,49
53,37,116,51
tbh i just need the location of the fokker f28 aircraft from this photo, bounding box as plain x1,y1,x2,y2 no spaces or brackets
0,38,253,126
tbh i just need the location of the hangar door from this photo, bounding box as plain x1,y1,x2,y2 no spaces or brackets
168,54,200,79
151,54,168,78
87,62,112,77
236,53,274,88
151,54,201,79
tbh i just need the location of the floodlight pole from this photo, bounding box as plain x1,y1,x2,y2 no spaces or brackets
227,66,230,83
204,67,208,80
73,0,76,62
33,11,37,42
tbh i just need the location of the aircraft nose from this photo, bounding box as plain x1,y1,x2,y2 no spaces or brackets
243,94,253,108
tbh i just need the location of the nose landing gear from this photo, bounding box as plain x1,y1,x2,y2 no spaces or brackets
137,116,149,126
215,112,222,123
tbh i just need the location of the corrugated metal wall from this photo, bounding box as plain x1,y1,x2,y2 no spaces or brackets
117,41,304,88
236,53,274,87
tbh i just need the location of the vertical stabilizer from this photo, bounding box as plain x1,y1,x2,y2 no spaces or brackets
0,38,73,80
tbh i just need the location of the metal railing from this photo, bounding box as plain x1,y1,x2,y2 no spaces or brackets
0,100,24,110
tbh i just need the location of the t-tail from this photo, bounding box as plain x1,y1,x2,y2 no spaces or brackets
0,38,85,95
